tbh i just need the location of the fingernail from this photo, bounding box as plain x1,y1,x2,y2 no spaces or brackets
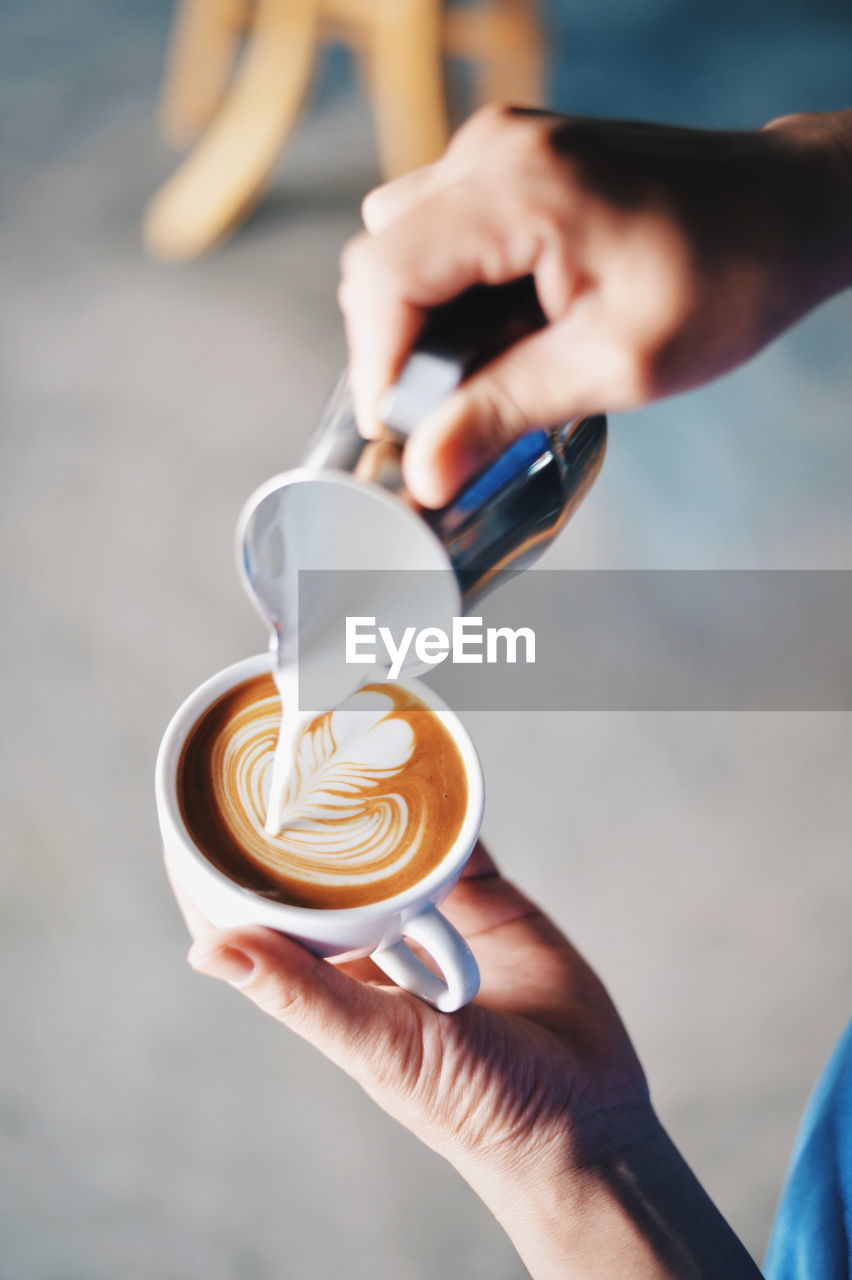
188,944,256,987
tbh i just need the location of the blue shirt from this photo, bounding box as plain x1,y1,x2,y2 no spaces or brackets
765,1021,852,1278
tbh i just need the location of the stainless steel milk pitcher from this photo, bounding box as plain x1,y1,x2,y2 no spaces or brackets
300,277,607,606
238,278,607,672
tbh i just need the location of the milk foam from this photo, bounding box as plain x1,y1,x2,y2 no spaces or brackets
263,662,374,838
178,674,468,908
228,685,423,887
260,689,418,881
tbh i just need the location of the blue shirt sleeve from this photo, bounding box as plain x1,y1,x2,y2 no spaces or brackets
764,1020,852,1279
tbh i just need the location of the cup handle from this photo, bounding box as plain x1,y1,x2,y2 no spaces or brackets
371,907,480,1012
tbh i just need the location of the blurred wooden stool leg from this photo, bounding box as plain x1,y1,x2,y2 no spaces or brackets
144,0,319,261
367,0,449,179
159,0,253,145
443,0,543,108
483,0,543,106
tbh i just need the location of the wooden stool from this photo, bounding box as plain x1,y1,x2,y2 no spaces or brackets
143,0,543,261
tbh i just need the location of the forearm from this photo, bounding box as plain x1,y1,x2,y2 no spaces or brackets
459,1113,762,1280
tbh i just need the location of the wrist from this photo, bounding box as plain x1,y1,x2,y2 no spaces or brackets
453,1103,671,1280
451,1105,761,1280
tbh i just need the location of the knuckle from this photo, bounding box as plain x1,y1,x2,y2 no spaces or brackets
481,102,516,128
360,184,385,226
449,103,516,158
470,102,515,133
336,271,360,317
338,233,374,312
252,967,313,1027
474,377,528,443
339,231,370,283
370,1003,429,1097
503,116,556,170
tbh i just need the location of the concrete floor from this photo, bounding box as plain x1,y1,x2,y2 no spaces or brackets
2,2,851,1277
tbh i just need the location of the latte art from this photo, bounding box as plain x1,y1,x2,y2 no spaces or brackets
178,675,467,908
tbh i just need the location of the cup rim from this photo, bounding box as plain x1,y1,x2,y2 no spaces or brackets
155,652,485,925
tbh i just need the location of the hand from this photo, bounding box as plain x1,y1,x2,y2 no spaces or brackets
339,106,852,507
172,842,761,1278
176,843,650,1176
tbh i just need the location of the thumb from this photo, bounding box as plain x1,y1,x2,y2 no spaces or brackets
188,926,410,1084
402,307,635,508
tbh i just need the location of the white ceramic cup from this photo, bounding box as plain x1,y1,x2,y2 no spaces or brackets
155,653,484,1012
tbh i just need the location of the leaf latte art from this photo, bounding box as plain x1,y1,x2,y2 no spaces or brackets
178,675,468,908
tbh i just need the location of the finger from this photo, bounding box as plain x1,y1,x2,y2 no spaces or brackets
341,179,566,439
441,868,543,942
442,103,553,167
165,843,393,987
402,296,638,507
188,925,419,1083
362,163,445,233
339,236,423,439
342,184,492,437
361,105,522,232
448,843,547,944
333,954,393,985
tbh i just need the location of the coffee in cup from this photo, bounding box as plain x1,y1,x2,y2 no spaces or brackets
177,674,468,910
